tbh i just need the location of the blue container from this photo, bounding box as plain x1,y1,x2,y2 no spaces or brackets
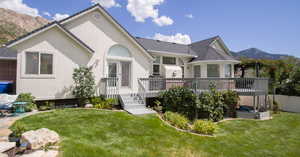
0,81,13,93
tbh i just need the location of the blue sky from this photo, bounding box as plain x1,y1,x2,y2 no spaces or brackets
1,0,300,57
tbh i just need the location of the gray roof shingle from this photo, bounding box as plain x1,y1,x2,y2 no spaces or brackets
135,37,198,56
136,36,238,63
189,36,237,62
0,47,17,59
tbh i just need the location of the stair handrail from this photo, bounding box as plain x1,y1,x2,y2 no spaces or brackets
138,79,147,104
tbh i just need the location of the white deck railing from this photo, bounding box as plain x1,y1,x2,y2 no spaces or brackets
137,77,269,97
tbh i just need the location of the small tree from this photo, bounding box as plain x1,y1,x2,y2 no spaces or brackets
72,67,95,106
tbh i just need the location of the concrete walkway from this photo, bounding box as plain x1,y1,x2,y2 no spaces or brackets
0,111,40,142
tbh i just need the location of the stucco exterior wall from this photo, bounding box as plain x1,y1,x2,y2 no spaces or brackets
62,10,152,95
14,27,91,100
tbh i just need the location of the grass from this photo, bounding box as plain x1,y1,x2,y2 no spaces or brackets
11,109,300,157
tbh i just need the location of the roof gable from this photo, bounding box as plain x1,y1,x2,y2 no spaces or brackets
5,22,95,54
60,4,153,60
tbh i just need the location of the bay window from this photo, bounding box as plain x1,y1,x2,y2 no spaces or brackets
194,65,201,78
224,64,232,78
25,52,53,75
207,64,220,77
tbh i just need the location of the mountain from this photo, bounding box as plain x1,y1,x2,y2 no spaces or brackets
0,8,49,46
232,48,291,60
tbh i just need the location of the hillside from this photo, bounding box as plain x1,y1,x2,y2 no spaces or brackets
0,8,49,46
232,48,291,60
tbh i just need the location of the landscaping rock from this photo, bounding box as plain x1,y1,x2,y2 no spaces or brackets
20,150,58,157
0,142,15,153
21,128,59,150
0,153,8,157
85,104,93,108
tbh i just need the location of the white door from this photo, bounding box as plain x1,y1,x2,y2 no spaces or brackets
107,61,131,88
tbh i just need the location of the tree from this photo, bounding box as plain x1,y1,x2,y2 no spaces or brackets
72,67,95,106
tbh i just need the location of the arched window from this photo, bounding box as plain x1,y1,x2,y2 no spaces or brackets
108,45,131,58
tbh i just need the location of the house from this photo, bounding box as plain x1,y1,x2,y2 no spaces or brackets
0,4,268,114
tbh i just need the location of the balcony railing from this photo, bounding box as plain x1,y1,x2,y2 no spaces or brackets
138,78,269,97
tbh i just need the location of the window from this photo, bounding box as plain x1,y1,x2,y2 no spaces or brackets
194,65,201,78
40,54,53,74
25,52,39,74
25,52,53,75
207,64,220,77
108,45,131,57
153,56,160,64
153,65,160,75
224,64,232,78
152,55,161,75
162,57,176,65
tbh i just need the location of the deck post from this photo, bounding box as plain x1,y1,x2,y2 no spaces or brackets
253,95,256,112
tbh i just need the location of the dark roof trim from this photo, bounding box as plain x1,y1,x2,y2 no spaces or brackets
5,21,95,53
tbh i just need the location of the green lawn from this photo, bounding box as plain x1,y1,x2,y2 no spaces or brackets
12,109,300,157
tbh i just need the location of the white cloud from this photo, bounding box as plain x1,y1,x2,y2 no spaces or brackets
153,16,173,26
91,0,121,8
153,33,192,45
185,14,194,19
0,0,39,17
52,13,70,21
43,11,51,17
127,0,162,22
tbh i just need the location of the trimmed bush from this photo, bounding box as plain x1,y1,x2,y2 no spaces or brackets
163,111,190,130
192,120,217,135
159,87,198,120
223,90,240,118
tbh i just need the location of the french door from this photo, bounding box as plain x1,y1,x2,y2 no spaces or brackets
107,61,131,88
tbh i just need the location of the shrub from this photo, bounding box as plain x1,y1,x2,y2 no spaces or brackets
192,120,217,135
10,122,27,138
159,87,198,120
16,93,37,112
94,98,116,109
38,101,55,111
198,83,226,122
72,67,95,106
223,90,240,118
89,97,103,106
163,111,190,130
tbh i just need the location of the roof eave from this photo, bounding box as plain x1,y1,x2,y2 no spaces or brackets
188,59,241,64
149,50,197,58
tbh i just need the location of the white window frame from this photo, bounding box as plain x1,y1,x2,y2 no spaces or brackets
193,65,201,78
21,51,55,79
224,64,232,78
162,56,176,65
207,64,220,78
152,56,161,75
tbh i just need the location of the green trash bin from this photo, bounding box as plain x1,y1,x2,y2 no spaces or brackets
13,102,28,114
